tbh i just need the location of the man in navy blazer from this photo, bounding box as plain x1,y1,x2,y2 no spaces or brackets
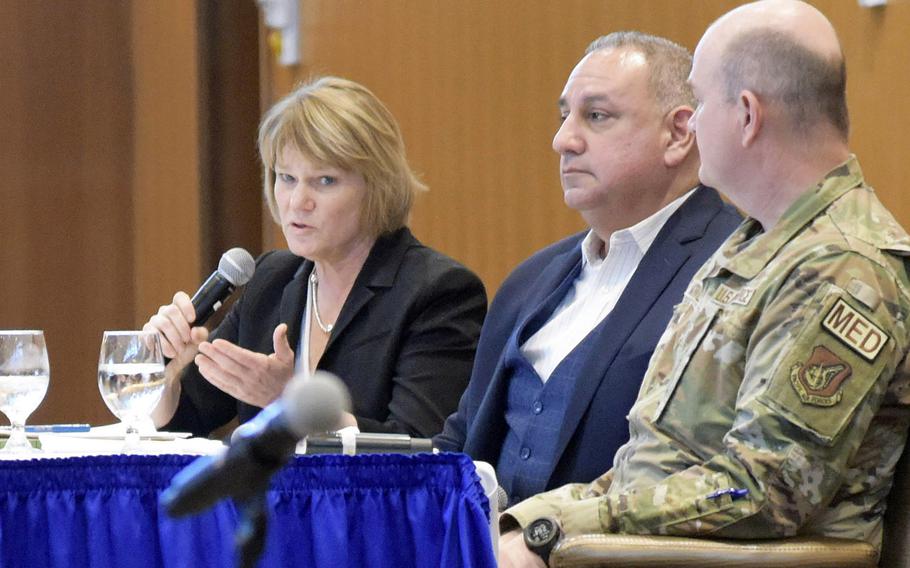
434,32,741,505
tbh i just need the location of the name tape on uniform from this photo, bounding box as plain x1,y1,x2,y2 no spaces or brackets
822,297,888,361
713,284,754,306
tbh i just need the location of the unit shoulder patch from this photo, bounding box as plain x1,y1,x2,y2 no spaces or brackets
821,297,888,361
789,345,853,406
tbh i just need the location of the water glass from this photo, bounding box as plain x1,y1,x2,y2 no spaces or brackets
97,331,165,451
0,331,50,453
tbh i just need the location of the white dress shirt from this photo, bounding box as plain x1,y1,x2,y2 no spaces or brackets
521,190,695,382
295,269,315,379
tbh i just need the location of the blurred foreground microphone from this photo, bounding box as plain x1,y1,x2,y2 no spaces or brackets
191,247,256,326
162,371,350,517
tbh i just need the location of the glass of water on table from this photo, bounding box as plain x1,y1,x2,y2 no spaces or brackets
97,331,166,451
0,331,50,454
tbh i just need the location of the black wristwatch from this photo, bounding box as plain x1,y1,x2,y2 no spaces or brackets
523,517,561,565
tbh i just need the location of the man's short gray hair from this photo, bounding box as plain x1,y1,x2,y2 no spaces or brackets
586,31,695,113
720,28,849,139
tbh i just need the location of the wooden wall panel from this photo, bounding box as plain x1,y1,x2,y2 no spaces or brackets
823,1,910,226
261,0,910,295
130,2,203,324
0,1,134,424
0,1,211,424
199,0,263,267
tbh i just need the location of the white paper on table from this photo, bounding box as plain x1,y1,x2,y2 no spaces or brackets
36,423,224,457
66,422,192,441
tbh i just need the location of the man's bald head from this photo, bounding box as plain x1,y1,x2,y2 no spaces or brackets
704,0,848,138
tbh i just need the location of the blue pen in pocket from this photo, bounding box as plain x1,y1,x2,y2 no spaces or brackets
706,488,750,501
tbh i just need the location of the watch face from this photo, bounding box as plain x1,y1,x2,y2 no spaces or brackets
526,518,556,547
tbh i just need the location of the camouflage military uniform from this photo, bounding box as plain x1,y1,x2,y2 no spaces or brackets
504,156,910,548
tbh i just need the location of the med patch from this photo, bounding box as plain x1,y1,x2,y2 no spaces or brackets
822,297,889,361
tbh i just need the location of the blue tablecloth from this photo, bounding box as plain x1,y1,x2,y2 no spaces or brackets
0,452,496,568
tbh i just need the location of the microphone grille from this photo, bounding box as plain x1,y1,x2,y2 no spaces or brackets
282,371,351,437
495,486,509,510
218,248,256,286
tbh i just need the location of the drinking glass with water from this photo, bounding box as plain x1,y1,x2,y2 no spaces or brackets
0,330,50,454
97,331,165,451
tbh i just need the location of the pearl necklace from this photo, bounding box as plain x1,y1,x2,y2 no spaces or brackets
309,272,334,334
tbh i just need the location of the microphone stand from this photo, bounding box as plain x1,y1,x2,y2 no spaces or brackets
235,491,269,568
231,451,275,568
161,372,350,567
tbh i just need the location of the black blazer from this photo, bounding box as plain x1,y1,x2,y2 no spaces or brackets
166,227,487,438
434,186,741,501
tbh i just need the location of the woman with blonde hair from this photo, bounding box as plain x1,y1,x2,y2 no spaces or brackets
146,77,486,437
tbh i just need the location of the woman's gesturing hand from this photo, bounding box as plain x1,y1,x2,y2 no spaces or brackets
195,323,296,408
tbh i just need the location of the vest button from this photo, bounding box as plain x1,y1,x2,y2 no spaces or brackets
520,447,531,460
532,400,543,414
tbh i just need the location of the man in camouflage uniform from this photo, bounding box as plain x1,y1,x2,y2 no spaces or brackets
498,1,910,566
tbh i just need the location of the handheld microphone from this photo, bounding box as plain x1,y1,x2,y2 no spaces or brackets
191,247,256,326
301,432,435,455
161,371,350,517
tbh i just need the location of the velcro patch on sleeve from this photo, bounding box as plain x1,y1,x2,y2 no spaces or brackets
846,278,880,311
822,297,889,361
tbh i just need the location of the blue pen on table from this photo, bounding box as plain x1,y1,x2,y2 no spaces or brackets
706,488,750,501
24,424,91,433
